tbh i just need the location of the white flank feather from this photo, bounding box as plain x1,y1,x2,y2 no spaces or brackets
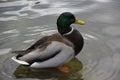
11,56,29,65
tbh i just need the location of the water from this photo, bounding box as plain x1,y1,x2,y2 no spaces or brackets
0,0,120,80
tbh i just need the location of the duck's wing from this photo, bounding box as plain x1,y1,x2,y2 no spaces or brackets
30,41,75,68
11,36,50,55
27,36,49,50
12,41,74,67
11,50,31,55
17,41,65,63
11,33,72,55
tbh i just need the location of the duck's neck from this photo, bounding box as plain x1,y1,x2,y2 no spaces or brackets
57,25,72,35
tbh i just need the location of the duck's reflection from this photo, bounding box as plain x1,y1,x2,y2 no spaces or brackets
13,58,83,80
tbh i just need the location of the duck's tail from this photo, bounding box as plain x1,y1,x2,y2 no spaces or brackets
11,56,30,65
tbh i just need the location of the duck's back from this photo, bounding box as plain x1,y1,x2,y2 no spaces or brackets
27,33,73,51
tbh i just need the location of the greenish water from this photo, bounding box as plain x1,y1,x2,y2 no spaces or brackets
0,0,120,80
14,58,83,80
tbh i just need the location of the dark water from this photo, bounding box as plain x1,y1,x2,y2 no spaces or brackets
0,0,120,80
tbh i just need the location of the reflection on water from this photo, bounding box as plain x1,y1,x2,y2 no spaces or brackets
0,0,100,21
0,0,120,80
13,58,83,80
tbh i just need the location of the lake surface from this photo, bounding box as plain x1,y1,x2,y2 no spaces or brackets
0,0,120,80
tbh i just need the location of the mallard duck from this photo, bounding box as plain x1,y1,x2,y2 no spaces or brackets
12,12,85,69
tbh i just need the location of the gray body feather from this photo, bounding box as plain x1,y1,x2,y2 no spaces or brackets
12,41,74,68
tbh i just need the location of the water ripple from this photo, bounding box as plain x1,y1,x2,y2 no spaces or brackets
0,0,100,21
27,26,42,29
0,1,27,8
77,32,117,80
23,39,35,43
0,16,18,21
41,30,57,36
95,0,112,3
24,32,41,36
0,34,19,41
83,33,98,40
2,29,19,34
102,26,120,36
0,48,12,55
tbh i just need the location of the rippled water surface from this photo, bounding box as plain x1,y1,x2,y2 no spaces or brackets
0,0,120,80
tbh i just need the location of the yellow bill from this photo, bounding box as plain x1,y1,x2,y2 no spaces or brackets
74,18,85,25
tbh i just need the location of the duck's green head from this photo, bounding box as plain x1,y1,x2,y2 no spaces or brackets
57,12,85,35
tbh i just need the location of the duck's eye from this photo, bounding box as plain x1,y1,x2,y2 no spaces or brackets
69,16,75,22
68,15,74,19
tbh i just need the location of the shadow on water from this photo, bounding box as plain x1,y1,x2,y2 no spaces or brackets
13,58,83,80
